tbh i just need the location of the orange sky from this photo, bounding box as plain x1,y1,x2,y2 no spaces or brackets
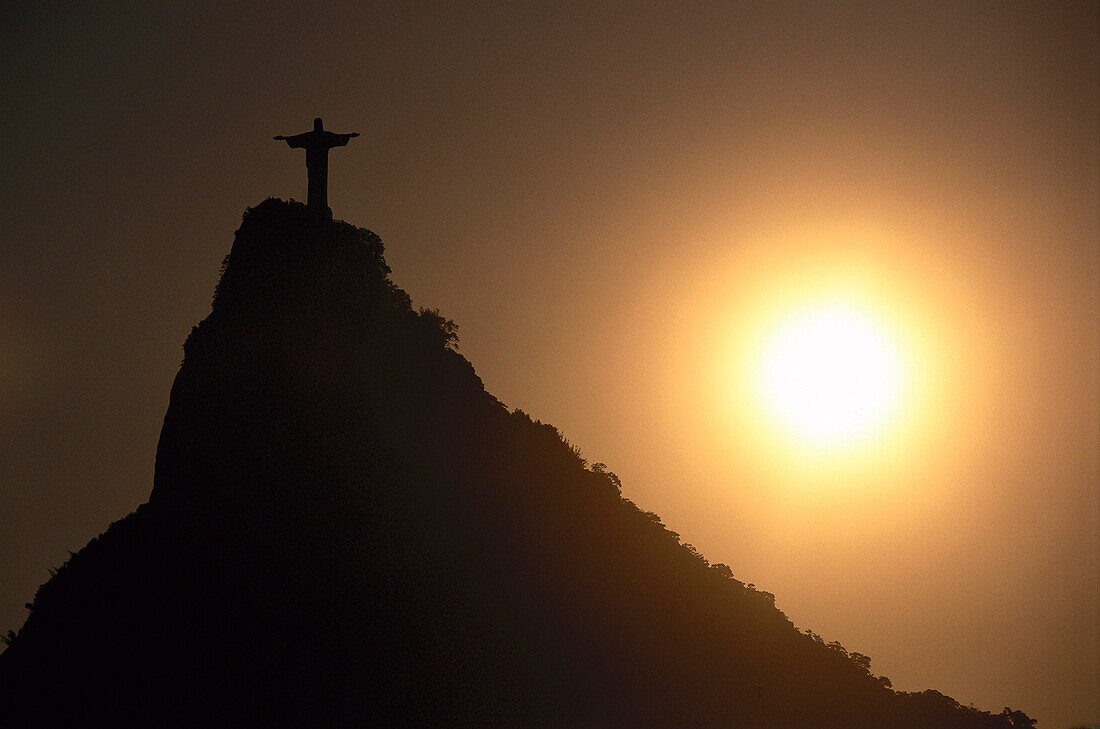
1,2,1096,726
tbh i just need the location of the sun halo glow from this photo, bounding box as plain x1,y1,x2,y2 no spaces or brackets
661,223,973,501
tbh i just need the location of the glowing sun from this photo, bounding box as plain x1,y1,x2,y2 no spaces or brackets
756,304,903,446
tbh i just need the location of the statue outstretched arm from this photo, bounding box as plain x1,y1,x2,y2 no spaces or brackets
274,131,314,148
328,132,359,147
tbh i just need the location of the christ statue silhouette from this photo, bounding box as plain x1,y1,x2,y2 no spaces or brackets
274,118,359,211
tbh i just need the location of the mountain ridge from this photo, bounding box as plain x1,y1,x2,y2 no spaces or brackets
0,199,1035,728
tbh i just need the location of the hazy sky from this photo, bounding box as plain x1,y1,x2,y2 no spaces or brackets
1,1,1096,726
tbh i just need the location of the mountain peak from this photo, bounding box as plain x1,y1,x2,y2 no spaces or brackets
0,201,1035,728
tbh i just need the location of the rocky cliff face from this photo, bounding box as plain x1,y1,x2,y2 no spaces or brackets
0,199,1033,728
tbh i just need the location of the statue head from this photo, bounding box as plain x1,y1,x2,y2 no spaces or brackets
314,117,324,131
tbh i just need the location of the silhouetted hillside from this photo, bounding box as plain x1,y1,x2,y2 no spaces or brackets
0,199,1035,728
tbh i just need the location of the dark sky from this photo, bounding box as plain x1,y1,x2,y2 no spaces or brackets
1,2,1096,726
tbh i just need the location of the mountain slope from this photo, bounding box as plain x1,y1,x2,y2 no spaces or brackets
0,199,1034,728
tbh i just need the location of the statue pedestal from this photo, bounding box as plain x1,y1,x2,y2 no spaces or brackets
306,204,333,222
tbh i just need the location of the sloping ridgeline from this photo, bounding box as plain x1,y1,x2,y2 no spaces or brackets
0,199,1035,728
